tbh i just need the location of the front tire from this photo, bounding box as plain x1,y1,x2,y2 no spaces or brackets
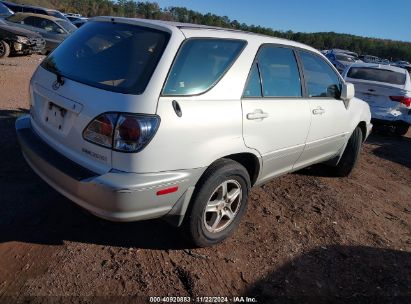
332,126,363,177
0,40,10,58
183,159,250,247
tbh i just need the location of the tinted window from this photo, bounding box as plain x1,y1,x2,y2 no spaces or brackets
300,51,341,98
257,47,302,97
41,21,170,94
347,67,406,85
55,19,76,33
163,39,245,96
243,63,262,97
22,16,40,27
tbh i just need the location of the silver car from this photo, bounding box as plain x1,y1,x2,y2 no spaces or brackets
3,12,76,52
16,18,372,247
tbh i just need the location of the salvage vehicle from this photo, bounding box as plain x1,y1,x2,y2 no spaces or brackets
3,12,76,52
16,18,372,247
343,63,411,135
0,1,70,21
326,52,358,73
0,22,45,57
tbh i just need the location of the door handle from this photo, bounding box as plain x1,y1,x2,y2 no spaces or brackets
247,109,269,120
312,107,325,115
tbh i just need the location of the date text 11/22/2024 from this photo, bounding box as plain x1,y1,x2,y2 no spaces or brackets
149,296,258,303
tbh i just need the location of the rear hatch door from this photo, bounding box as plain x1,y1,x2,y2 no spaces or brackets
29,19,181,174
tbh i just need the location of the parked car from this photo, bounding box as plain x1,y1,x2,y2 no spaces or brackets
0,1,70,21
326,52,358,73
0,22,45,57
329,49,359,60
343,63,411,135
0,2,13,18
393,60,411,74
359,55,380,64
3,12,76,52
16,18,372,247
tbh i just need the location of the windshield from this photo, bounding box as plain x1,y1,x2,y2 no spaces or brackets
347,67,406,85
55,19,76,33
41,21,170,94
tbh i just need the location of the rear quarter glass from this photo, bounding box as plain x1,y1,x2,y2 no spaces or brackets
41,21,170,94
162,38,246,96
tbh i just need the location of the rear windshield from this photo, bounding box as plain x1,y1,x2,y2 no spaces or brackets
347,67,406,85
163,38,246,96
41,21,170,94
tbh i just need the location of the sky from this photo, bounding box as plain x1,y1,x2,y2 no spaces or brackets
153,0,411,42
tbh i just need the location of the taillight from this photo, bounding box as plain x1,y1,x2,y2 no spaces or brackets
82,113,116,148
83,113,160,152
390,96,411,107
113,114,160,152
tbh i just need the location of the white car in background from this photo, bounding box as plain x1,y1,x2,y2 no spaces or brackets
343,63,411,135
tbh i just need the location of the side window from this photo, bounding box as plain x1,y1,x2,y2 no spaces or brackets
163,39,246,96
299,51,341,99
22,16,38,26
257,47,302,97
243,63,262,97
39,19,59,32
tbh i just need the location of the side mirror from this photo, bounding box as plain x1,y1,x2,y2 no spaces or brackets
341,82,355,105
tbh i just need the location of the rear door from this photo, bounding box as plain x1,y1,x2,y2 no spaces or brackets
241,45,311,182
294,50,351,168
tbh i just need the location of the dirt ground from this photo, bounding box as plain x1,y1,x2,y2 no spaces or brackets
0,55,410,303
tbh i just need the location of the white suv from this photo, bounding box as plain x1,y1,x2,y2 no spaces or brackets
16,17,372,247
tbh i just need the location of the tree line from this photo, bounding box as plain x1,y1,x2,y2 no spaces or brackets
10,0,411,61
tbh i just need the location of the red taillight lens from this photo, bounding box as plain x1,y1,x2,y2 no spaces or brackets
114,114,160,152
390,96,411,107
83,113,160,152
82,113,116,148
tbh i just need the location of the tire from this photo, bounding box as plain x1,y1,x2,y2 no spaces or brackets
394,123,409,136
0,40,10,58
332,127,363,177
183,159,251,247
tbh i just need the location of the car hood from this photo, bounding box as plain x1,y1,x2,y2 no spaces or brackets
0,22,41,37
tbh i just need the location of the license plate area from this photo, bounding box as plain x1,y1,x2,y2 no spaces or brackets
45,102,67,131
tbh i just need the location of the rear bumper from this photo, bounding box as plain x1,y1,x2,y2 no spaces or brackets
370,106,411,124
16,115,204,222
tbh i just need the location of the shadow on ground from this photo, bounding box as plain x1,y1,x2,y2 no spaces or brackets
0,109,188,250
367,130,411,170
244,245,411,303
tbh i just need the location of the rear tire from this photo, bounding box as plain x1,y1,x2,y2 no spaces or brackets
0,40,10,58
394,123,409,136
183,159,250,247
332,127,363,177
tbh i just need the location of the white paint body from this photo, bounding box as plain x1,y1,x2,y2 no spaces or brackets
17,17,372,222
